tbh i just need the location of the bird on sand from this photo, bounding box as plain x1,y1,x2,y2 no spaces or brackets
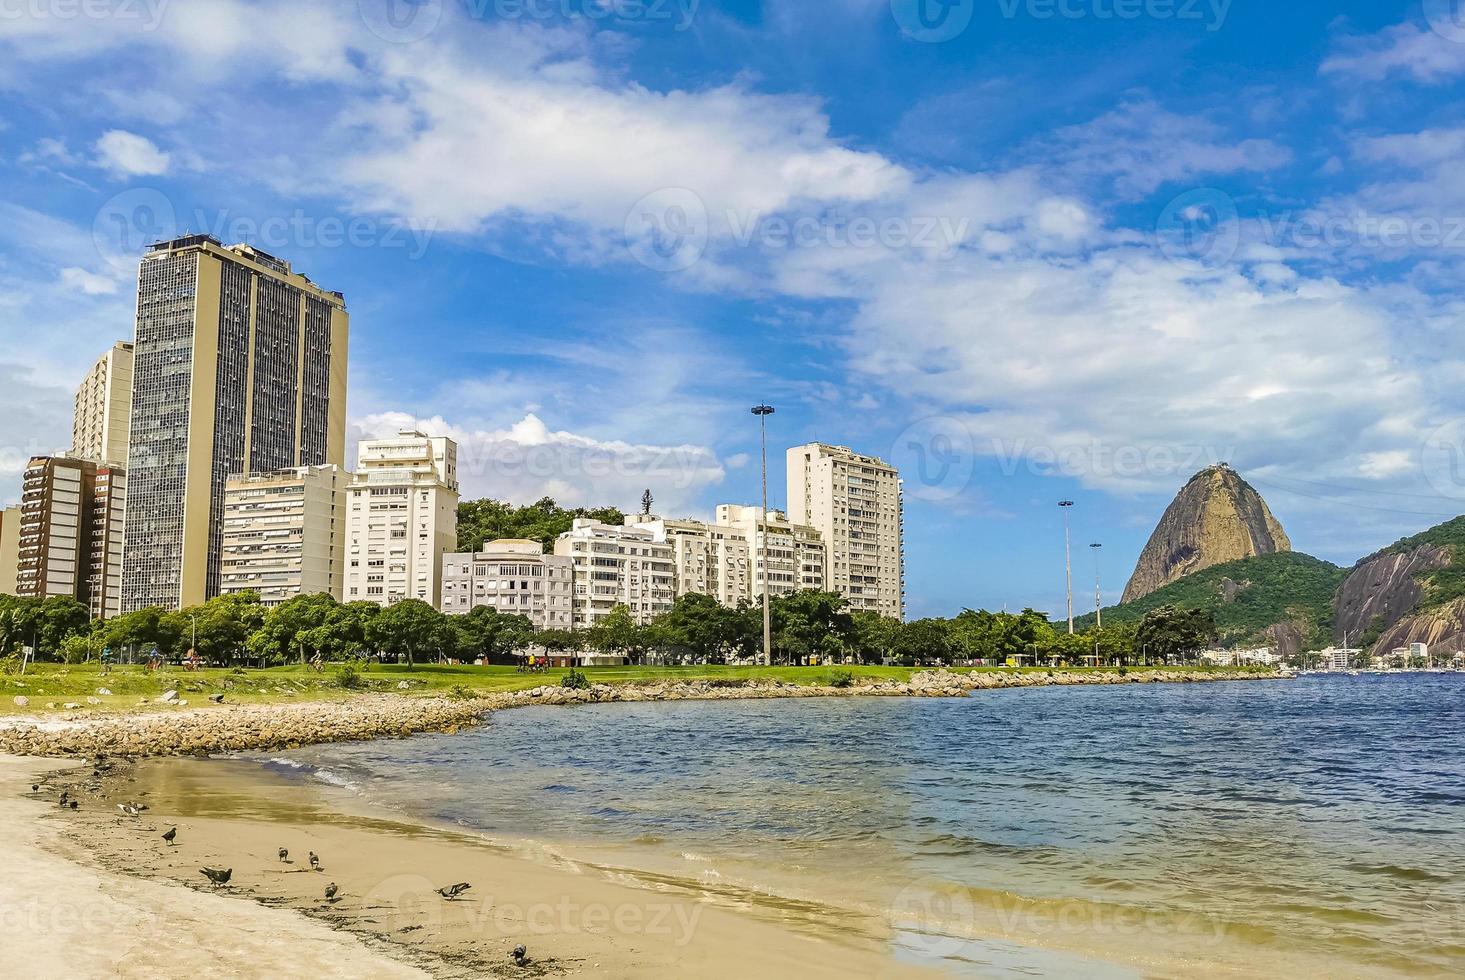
162,827,177,845
308,851,320,871
511,944,529,967
31,784,38,792
437,882,472,900
69,800,78,810
278,847,289,863
58,791,69,806
200,867,232,886
118,803,142,817
324,883,338,901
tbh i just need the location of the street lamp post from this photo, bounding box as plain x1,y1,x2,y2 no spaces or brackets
1059,501,1075,634
752,404,775,666
1090,542,1103,665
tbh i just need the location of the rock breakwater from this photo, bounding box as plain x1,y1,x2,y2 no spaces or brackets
0,669,1280,758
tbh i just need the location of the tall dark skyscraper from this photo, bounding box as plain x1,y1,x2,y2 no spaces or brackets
122,235,348,611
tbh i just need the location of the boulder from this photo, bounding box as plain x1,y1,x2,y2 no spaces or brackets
156,690,179,704
12,696,28,707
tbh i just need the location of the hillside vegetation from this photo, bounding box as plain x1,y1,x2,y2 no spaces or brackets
1078,551,1345,647
457,497,626,552
1382,514,1465,610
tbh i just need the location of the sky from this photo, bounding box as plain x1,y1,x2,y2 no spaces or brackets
1,0,1464,619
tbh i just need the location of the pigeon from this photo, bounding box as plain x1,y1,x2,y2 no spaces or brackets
58,791,69,806
69,800,78,810
162,827,177,845
278,848,289,863
31,784,38,792
118,803,142,817
511,944,529,967
437,882,472,900
200,867,232,886
308,851,320,871
324,882,338,901
208,694,225,704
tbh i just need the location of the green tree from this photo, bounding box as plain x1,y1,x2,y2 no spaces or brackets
102,606,182,660
588,605,640,664
770,591,854,665
892,617,957,665
457,497,627,552
365,599,456,668
168,592,264,663
1136,605,1218,663
454,606,535,664
849,610,902,665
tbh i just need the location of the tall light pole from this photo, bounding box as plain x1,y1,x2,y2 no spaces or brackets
752,404,775,666
1090,542,1103,667
1059,501,1075,634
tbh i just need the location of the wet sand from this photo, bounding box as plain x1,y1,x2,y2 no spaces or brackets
16,753,935,979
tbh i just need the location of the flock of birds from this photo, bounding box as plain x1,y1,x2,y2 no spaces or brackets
34,764,534,971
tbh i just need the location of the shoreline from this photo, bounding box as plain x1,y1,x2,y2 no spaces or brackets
21,752,942,979
0,667,1285,758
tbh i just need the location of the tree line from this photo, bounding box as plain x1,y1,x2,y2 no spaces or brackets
1,588,1219,669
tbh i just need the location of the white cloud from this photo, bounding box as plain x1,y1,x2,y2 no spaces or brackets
1322,22,1465,84
94,130,170,176
59,267,119,295
349,411,728,515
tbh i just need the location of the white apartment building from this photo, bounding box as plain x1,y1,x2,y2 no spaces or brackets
345,430,459,607
786,443,904,618
73,341,133,467
554,518,675,626
441,539,574,629
715,504,826,600
625,515,752,607
220,465,347,606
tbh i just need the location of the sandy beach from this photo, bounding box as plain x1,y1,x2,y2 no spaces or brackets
14,752,937,979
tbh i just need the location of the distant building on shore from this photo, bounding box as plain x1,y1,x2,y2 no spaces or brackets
713,504,826,601
440,539,573,628
345,430,458,607
554,518,675,626
14,455,125,616
72,341,133,468
221,465,348,606
786,442,904,619
0,505,19,595
121,235,349,612
623,514,751,608
1200,647,1278,667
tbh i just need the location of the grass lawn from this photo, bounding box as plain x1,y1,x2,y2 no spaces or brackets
0,661,1272,717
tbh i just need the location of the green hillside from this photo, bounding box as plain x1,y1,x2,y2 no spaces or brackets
1075,552,1345,647
457,498,626,552
1381,514,1465,610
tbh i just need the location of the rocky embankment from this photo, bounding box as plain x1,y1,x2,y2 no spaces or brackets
0,669,1282,758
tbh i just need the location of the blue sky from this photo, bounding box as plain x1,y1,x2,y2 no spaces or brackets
2,0,1464,618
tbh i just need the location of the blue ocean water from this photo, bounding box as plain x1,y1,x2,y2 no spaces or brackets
259,674,1465,977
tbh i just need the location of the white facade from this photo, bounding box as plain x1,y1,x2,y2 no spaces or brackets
73,341,133,468
344,430,459,607
714,504,826,600
1200,646,1277,667
441,539,574,628
624,515,751,607
221,465,347,606
786,443,904,618
554,518,675,626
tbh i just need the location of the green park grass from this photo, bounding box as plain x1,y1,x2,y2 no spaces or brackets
0,661,1273,717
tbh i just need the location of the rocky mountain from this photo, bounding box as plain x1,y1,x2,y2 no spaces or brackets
1122,465,1292,602
1333,516,1465,658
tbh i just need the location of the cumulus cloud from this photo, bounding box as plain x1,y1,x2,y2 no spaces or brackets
1322,22,1465,84
349,412,728,515
94,130,171,176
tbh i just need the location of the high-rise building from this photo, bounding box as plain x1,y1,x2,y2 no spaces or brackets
16,455,96,603
86,465,127,619
344,430,458,607
221,464,347,606
0,505,24,595
625,514,752,607
715,504,826,600
73,341,134,467
122,235,348,611
554,518,676,626
786,443,904,618
440,540,574,628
